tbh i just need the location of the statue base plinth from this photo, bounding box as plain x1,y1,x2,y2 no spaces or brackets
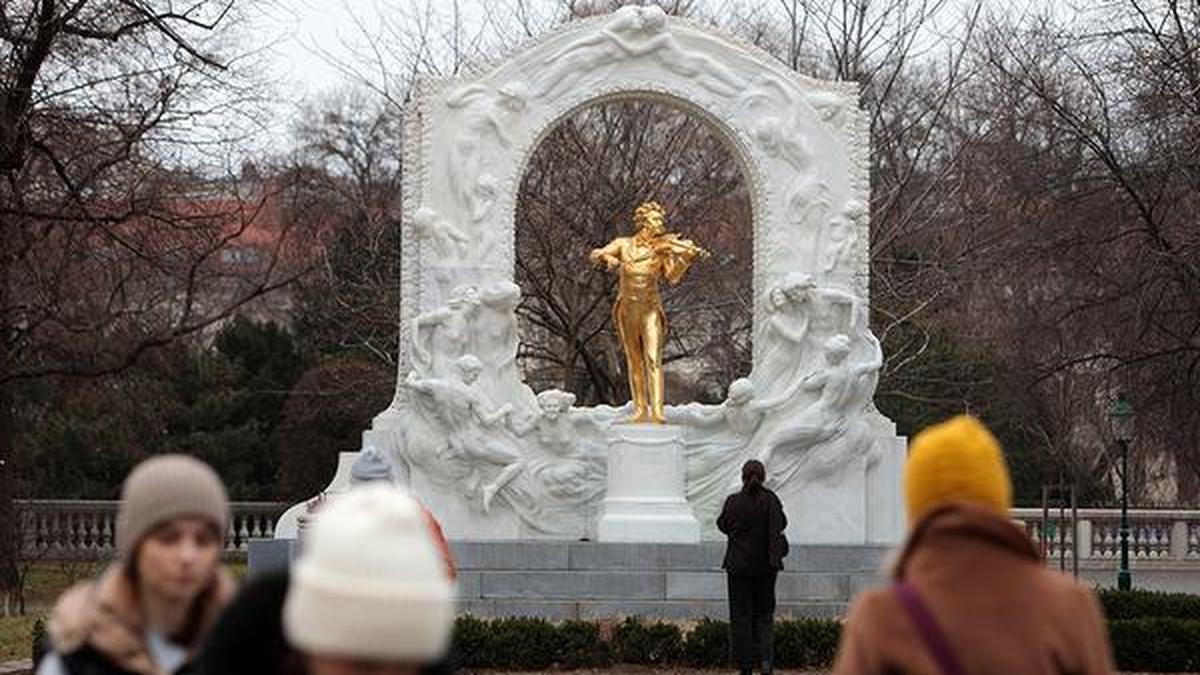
597,423,701,543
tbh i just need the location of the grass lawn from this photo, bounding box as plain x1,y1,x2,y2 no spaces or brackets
0,615,39,662
0,559,249,665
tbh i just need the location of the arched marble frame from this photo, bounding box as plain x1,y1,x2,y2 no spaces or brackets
390,11,871,411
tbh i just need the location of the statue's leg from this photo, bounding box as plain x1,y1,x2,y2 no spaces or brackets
643,306,666,423
617,302,648,421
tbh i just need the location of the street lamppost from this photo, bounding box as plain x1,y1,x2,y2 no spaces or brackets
1109,394,1134,591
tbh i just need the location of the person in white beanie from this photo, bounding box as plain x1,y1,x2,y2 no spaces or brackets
199,483,456,675
37,455,235,675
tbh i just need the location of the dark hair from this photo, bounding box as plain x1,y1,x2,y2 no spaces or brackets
741,460,766,495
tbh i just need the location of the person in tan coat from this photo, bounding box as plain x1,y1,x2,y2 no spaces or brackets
832,415,1115,675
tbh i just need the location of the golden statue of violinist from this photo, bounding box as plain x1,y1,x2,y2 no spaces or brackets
589,201,711,423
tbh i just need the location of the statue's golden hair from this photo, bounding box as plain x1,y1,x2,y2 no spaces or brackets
633,201,666,228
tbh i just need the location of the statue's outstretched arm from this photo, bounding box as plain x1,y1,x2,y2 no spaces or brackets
589,239,623,270
477,402,514,427
853,332,883,376
412,308,451,365
755,371,824,411
545,32,609,64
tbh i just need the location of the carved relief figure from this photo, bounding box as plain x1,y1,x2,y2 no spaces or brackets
679,378,768,437
820,212,857,273
537,6,744,100
413,285,479,379
757,330,882,468
469,281,531,406
589,201,709,423
411,207,469,260
445,83,528,222
754,117,813,174
740,76,833,230
404,355,523,513
510,389,600,503
753,274,816,402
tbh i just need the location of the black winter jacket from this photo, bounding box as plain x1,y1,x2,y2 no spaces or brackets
198,568,454,675
44,646,198,675
717,488,789,574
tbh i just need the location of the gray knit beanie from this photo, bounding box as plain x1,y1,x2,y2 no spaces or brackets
116,454,230,559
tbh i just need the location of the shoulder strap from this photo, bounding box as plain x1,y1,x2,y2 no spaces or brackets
894,581,967,675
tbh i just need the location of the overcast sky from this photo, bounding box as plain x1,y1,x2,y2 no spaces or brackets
255,0,381,100
247,0,1069,145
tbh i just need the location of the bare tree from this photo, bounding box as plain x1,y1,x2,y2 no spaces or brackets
972,1,1200,499
516,98,751,405
288,90,404,366
0,1,306,586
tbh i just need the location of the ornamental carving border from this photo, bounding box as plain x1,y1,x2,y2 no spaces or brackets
393,10,870,403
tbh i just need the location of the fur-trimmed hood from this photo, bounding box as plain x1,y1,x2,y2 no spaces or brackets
48,563,236,675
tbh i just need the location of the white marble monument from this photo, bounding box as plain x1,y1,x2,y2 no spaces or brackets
279,7,906,546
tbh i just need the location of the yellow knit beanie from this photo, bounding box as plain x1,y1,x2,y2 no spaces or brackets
904,415,1013,524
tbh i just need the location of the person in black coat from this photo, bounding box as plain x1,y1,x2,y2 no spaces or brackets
717,459,788,675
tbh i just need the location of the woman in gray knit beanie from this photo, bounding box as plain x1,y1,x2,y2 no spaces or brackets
37,454,236,675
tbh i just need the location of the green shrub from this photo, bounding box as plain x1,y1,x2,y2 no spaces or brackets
444,612,1200,672
487,617,560,669
553,620,613,668
1109,618,1200,672
1099,589,1200,621
775,618,842,668
449,615,492,669
611,617,684,665
682,617,729,667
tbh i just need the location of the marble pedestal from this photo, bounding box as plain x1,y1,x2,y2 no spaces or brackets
597,424,700,543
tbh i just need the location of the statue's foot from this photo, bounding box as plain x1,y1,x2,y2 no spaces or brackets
626,406,650,424
649,410,666,424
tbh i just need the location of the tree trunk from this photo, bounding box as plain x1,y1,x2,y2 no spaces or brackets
0,250,17,592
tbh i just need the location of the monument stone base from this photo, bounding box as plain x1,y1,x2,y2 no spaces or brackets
597,424,700,543
248,539,890,619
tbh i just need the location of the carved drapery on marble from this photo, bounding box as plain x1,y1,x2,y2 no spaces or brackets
369,10,899,543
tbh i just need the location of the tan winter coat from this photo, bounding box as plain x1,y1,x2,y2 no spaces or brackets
47,563,236,675
833,502,1115,675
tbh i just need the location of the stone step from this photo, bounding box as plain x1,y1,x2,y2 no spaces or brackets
251,539,888,620
460,599,849,621
458,570,878,603
449,541,890,573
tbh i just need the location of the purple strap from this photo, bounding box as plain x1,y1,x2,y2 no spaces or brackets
894,582,967,675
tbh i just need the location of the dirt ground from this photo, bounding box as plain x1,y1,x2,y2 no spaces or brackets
465,670,1194,675
464,670,828,675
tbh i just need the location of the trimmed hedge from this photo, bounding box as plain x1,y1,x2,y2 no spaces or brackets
776,618,841,668
681,617,729,666
1099,588,1200,621
451,615,840,670
612,617,684,665
448,611,1200,673
1109,618,1200,672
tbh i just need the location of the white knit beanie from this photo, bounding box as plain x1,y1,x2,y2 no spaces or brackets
116,454,230,560
283,483,455,662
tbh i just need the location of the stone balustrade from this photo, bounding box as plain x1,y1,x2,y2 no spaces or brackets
1011,507,1200,562
16,499,287,561
15,500,1200,573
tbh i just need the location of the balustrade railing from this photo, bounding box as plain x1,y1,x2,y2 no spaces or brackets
15,499,288,561
1011,508,1200,563
12,501,1199,563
